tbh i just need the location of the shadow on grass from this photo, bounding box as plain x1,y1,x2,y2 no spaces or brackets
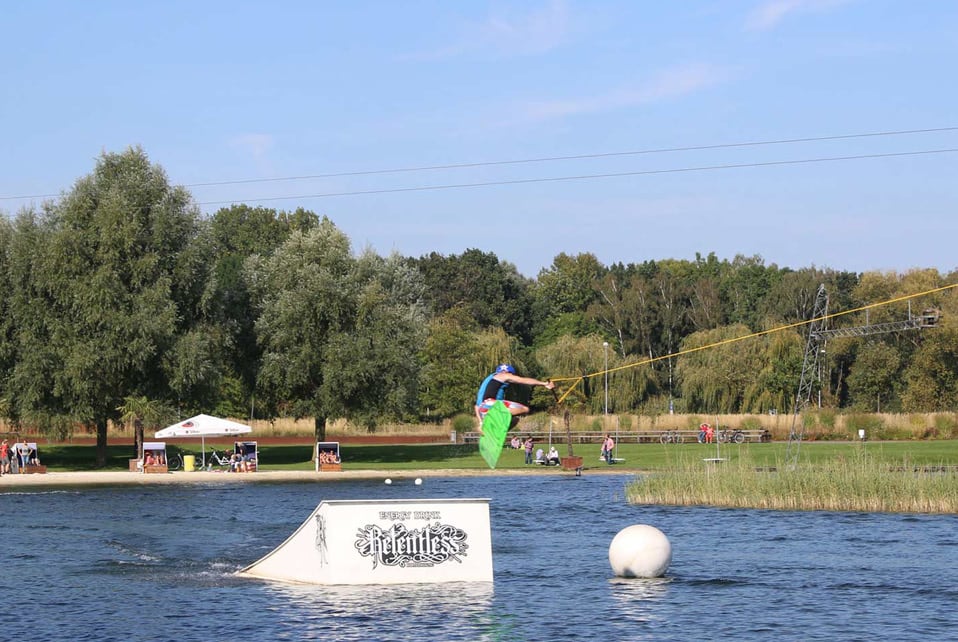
36,443,480,470
38,445,138,471
256,444,480,466
340,444,477,464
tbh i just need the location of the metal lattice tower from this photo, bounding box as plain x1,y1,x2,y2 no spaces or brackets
784,288,941,468
785,284,829,468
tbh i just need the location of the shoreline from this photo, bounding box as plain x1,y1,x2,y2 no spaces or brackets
0,466,639,489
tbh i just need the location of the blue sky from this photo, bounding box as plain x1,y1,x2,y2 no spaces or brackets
2,1,957,277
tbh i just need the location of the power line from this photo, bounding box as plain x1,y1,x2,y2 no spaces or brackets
185,126,958,187
193,147,958,206
2,126,956,202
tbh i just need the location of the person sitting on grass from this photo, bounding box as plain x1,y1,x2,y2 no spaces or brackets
547,446,560,466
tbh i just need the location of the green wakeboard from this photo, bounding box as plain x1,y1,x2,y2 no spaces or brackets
478,401,511,469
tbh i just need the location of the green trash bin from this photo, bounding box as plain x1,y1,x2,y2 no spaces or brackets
183,454,195,472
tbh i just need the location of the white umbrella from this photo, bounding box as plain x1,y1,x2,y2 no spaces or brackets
155,414,252,468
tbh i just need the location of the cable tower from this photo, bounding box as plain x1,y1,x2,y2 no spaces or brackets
785,286,941,468
785,284,829,468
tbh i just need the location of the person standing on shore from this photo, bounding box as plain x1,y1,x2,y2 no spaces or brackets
0,439,9,475
602,434,615,465
17,442,32,471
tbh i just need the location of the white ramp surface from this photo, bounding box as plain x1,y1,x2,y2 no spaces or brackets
239,498,493,585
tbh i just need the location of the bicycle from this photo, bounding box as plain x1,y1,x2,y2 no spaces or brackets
168,448,233,471
659,430,684,444
717,429,746,444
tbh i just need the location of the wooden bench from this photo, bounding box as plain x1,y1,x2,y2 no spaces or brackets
319,462,342,472
463,431,611,444
463,428,773,445
20,464,47,474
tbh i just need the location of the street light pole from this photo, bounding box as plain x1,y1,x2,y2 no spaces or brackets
603,341,609,416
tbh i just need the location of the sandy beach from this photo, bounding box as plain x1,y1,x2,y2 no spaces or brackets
0,466,636,489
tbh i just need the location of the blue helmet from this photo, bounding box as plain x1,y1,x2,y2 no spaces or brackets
496,364,516,374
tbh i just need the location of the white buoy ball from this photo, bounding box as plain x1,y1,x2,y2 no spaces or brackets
384,478,392,485
608,524,672,578
415,478,422,485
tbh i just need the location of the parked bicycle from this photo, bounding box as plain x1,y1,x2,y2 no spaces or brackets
659,430,684,444
167,448,233,471
717,429,746,444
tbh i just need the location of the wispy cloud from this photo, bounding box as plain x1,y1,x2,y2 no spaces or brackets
516,62,729,123
229,133,274,159
745,0,851,32
403,0,573,61
227,133,277,177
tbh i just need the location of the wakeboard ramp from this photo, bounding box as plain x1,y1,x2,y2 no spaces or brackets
239,498,493,585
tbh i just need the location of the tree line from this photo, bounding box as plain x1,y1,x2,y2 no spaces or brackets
2,148,956,464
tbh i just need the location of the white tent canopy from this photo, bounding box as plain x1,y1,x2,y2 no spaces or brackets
155,414,252,467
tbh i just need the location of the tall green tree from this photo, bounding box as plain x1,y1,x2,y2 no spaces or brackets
533,252,604,343
719,254,783,330
847,341,902,411
6,148,205,464
411,249,534,342
249,221,426,438
206,204,321,411
2,210,64,432
901,324,958,411
247,220,355,440
319,252,427,428
419,313,484,419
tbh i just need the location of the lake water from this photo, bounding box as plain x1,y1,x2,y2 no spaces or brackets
3,474,957,641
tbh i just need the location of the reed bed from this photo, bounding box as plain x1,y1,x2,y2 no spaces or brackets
626,453,958,514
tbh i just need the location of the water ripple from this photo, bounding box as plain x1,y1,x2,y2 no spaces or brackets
3,474,957,641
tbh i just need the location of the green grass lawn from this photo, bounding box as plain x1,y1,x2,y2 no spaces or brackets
28,439,958,472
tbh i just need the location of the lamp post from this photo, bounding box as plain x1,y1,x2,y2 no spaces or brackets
603,341,609,416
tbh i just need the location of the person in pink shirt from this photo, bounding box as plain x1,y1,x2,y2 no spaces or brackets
602,434,615,464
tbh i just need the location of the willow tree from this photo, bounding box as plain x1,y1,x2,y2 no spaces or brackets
249,221,426,438
318,252,427,429
247,220,354,441
742,326,803,413
536,334,607,413
676,324,766,413
9,147,204,465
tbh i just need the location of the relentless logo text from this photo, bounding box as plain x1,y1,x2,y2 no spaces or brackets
354,522,468,569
